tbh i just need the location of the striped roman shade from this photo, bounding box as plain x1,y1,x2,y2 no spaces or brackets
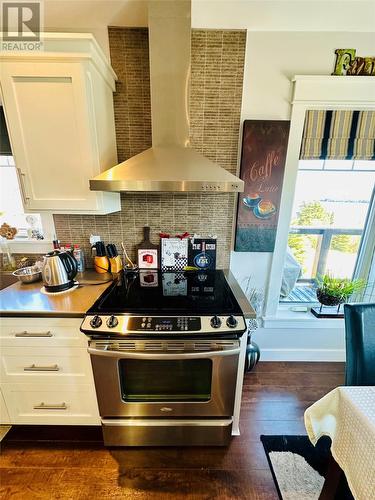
300,110,375,160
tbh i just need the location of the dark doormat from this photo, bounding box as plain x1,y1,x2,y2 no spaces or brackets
260,435,354,500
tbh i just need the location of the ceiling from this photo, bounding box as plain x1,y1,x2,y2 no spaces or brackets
44,0,149,30
42,0,375,57
43,0,375,32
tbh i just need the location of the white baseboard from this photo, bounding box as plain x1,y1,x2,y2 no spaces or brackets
258,348,346,362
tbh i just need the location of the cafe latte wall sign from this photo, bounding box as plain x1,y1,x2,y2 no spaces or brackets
332,49,375,76
235,120,290,252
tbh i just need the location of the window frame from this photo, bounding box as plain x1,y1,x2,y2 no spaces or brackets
284,162,374,293
0,156,56,254
263,75,375,319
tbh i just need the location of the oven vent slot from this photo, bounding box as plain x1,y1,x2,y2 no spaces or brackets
194,342,215,351
144,342,164,351
107,342,137,351
93,341,111,350
166,343,186,351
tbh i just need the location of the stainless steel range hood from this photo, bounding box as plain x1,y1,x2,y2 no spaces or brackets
90,0,244,194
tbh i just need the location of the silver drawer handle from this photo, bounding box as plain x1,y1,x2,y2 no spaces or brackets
15,331,53,338
24,364,60,372
33,402,67,410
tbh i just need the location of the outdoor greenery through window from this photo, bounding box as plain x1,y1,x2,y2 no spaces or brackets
281,159,375,303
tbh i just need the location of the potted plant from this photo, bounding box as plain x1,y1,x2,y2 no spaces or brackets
314,274,366,316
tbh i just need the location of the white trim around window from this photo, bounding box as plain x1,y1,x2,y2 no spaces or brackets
263,75,375,320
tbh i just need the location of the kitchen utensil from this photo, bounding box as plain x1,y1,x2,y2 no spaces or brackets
41,250,78,292
92,241,110,274
106,244,123,273
121,242,138,272
13,266,42,284
136,226,158,270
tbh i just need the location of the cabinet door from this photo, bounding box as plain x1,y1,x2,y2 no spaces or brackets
0,60,116,212
0,388,11,424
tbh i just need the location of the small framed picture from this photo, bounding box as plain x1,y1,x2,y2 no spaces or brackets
161,238,188,271
138,248,158,270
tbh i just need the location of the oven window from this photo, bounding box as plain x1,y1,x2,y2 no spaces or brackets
119,359,212,402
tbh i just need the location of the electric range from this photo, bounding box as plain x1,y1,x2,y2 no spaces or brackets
80,270,247,339
80,270,247,447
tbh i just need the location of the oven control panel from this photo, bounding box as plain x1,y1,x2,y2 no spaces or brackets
81,315,247,336
127,316,201,332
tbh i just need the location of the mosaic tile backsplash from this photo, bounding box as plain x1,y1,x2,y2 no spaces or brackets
54,28,246,269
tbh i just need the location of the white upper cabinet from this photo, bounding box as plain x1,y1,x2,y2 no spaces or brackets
0,34,120,214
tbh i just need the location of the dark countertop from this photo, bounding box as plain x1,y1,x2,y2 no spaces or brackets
0,269,255,320
0,270,114,318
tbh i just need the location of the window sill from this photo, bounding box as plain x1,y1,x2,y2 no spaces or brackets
262,306,344,329
0,239,53,254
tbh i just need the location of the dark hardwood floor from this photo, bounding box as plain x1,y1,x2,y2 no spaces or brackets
0,362,345,499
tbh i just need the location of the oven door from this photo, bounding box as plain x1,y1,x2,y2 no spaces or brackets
88,339,240,418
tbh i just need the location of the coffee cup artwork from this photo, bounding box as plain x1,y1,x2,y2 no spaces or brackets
235,120,290,252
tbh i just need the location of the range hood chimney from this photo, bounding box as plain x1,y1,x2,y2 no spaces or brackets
90,0,244,193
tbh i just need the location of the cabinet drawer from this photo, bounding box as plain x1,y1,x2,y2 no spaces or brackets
0,318,87,347
1,347,93,384
1,384,100,425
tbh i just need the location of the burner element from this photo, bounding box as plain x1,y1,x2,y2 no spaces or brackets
210,315,221,329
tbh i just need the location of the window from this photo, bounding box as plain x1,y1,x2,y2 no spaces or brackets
281,159,375,303
119,359,212,403
0,154,55,255
265,81,375,320
0,155,44,240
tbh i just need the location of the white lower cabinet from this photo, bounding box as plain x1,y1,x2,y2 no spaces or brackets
0,317,100,425
0,388,11,424
1,347,93,383
0,318,89,348
1,384,100,425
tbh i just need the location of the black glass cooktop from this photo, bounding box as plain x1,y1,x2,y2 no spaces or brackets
88,270,242,316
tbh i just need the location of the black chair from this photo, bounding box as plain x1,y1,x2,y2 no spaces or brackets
344,303,375,385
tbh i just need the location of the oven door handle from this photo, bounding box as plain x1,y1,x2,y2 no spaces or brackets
87,347,241,359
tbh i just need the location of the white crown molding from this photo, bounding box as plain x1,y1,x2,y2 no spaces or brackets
0,32,117,90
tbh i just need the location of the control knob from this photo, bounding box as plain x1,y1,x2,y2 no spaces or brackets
210,315,222,329
226,315,238,328
106,315,119,328
90,315,102,329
